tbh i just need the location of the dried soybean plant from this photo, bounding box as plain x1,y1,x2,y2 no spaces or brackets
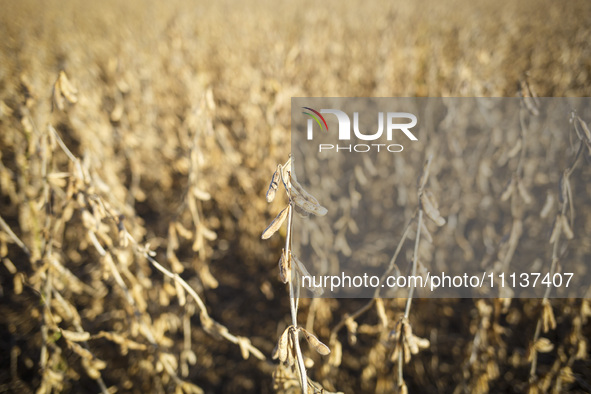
527,112,591,393
392,154,445,393
262,156,335,394
3,1,591,392
497,80,539,295
318,155,443,393
0,71,265,393
460,83,542,393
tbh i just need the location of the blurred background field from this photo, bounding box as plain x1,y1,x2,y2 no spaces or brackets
1,0,591,393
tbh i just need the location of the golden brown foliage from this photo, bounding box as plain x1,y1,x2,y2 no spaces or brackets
1,0,591,393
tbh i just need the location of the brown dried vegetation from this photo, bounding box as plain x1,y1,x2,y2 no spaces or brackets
1,0,591,393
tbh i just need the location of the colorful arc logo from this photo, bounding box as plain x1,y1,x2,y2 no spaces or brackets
302,107,329,132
